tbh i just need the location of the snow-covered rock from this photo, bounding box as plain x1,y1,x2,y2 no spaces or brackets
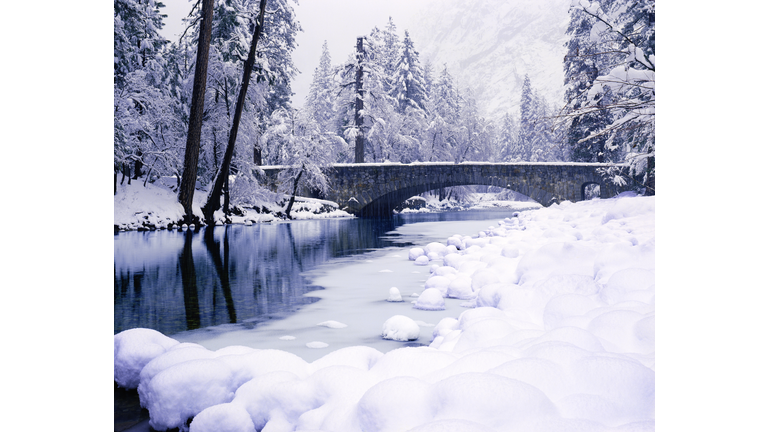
381,315,420,341
387,287,403,302
413,288,446,311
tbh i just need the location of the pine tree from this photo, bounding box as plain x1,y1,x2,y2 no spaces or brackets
202,0,268,224
561,1,615,163
380,17,402,95
422,64,459,162
517,74,536,160
498,112,517,161
391,31,428,114
304,41,336,133
114,0,168,86
114,0,173,188
560,0,655,193
178,0,215,222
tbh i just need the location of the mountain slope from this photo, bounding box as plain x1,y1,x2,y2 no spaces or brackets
407,0,570,119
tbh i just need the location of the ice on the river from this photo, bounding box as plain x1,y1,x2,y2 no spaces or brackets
317,320,348,329
115,193,655,431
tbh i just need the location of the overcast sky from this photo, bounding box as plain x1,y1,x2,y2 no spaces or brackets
159,0,432,106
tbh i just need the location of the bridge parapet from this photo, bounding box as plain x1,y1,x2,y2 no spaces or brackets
260,162,632,217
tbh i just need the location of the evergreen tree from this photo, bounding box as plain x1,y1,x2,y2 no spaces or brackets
304,41,336,133
178,0,215,222
114,0,174,188
560,0,655,193
390,31,428,114
380,17,402,95
498,112,517,162
517,74,536,160
202,0,269,224
561,0,616,163
114,0,168,86
422,65,459,162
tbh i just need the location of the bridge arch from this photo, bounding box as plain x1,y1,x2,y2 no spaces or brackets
357,180,552,217
260,162,631,218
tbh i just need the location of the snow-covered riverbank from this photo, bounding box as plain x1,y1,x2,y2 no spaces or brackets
115,192,656,431
114,177,355,231
114,177,540,231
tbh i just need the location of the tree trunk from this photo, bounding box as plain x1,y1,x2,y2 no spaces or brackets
133,150,143,180
354,37,365,163
284,169,304,219
203,0,268,224
178,0,215,224
253,145,262,166
223,176,230,216
644,155,655,196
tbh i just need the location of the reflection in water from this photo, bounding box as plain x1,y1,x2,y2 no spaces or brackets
114,210,522,337
203,228,236,324
180,229,200,330
114,217,404,336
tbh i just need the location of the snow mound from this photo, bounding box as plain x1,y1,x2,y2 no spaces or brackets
114,328,179,389
381,315,420,341
317,320,348,329
387,287,403,302
414,288,446,311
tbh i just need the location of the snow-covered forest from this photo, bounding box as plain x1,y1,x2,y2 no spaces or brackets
114,0,655,224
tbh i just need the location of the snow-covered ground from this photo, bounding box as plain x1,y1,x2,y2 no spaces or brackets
114,177,353,231
115,192,657,431
399,191,542,214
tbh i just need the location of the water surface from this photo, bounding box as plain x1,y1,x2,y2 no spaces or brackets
114,208,534,337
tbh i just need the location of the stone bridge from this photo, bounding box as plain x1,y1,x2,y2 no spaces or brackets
259,162,632,217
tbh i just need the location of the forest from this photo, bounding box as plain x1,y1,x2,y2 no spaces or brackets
114,0,655,223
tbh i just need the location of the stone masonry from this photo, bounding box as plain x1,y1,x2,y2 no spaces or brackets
260,162,633,217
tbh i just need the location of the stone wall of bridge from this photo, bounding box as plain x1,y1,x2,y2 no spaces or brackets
260,162,631,217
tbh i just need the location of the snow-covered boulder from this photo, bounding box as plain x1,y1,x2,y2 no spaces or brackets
413,288,446,311
381,315,420,341
114,328,179,389
409,247,426,260
387,287,403,302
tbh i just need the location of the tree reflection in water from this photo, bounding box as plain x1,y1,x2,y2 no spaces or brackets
114,217,401,336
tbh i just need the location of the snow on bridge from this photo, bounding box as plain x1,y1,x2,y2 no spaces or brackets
260,162,633,217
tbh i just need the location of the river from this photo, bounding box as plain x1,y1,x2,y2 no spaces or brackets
113,206,541,431
114,207,539,354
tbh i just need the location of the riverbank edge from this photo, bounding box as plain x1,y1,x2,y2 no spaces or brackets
113,176,540,232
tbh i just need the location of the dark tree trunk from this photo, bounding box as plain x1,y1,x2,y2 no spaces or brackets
178,0,215,224
253,146,262,166
180,230,201,330
644,155,655,196
284,169,304,219
203,0,268,224
133,151,143,180
223,177,230,216
354,37,365,163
